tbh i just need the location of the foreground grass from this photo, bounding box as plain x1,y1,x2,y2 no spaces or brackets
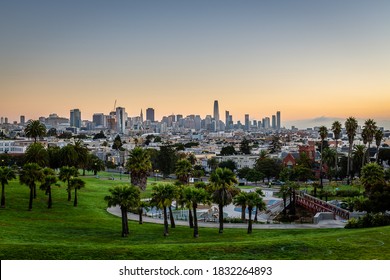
1,176,390,260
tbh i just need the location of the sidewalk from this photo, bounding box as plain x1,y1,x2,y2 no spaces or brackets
107,206,346,229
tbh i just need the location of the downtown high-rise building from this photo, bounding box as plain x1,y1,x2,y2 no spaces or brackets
20,115,25,125
70,109,81,128
146,108,155,122
92,113,106,128
213,100,220,131
245,114,250,131
276,111,281,130
272,115,276,129
116,107,127,134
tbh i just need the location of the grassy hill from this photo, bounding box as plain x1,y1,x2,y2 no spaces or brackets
1,174,389,260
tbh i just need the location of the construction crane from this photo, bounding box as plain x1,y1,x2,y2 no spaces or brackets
113,99,117,111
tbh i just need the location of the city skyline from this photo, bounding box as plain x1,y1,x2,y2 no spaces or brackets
1,1,390,126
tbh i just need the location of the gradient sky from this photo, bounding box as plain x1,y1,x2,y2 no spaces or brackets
1,0,390,127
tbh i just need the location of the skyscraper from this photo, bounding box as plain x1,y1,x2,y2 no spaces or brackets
272,115,276,129
20,115,25,125
70,109,81,128
93,113,106,128
146,108,155,122
245,114,250,131
116,107,127,134
225,110,229,129
213,100,220,131
276,111,281,130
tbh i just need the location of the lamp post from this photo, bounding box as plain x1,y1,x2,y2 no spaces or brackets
154,169,159,181
119,166,123,180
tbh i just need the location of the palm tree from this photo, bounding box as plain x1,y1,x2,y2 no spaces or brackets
25,142,49,167
245,192,264,234
207,157,219,173
69,177,85,207
25,120,46,143
375,129,384,163
73,140,89,175
137,200,150,224
331,121,342,173
125,147,152,191
19,163,44,210
151,183,177,236
361,162,385,194
345,117,358,184
58,166,79,201
105,185,140,237
183,187,210,238
322,147,337,181
39,168,58,208
175,159,193,185
254,188,265,222
363,119,377,164
318,126,328,190
361,128,368,167
60,145,78,167
209,167,238,234
353,144,366,177
0,166,16,208
233,191,247,222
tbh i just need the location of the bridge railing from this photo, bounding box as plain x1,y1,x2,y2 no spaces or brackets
295,192,350,220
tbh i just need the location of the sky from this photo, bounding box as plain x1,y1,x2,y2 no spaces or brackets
1,0,390,128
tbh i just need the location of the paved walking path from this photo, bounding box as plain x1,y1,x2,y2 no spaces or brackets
107,206,346,229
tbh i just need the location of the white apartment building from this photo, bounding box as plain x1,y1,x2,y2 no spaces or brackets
0,140,29,154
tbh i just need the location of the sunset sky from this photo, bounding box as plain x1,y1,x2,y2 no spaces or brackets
1,1,390,128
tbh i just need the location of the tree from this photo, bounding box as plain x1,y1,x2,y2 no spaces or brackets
137,200,150,224
19,163,44,210
0,166,16,208
25,142,49,167
25,120,46,143
69,177,85,207
207,157,219,173
39,168,58,209
321,148,336,181
150,183,177,236
46,128,57,137
73,140,89,175
157,144,177,178
175,159,193,185
345,117,358,184
47,146,62,170
112,135,123,150
87,154,105,175
239,138,251,155
361,163,385,193
220,145,236,156
58,166,79,201
269,135,282,154
105,185,140,237
93,130,106,140
375,129,384,163
255,157,281,182
218,160,236,172
209,167,238,233
237,167,251,180
246,169,264,184
183,187,210,238
254,188,266,222
233,191,248,221
362,119,377,164
245,192,265,234
125,147,152,191
318,126,328,189
353,144,366,177
331,121,342,172
60,145,78,167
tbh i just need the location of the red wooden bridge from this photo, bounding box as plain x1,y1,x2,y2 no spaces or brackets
295,192,350,220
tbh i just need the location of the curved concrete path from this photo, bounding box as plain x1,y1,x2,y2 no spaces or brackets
107,206,346,229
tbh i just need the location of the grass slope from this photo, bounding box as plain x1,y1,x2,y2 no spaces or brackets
1,175,389,260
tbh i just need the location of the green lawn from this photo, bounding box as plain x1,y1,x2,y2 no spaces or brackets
1,175,390,260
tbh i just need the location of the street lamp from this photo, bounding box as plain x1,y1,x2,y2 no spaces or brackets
119,166,123,180
154,169,159,181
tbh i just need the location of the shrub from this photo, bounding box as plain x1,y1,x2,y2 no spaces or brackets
345,213,390,228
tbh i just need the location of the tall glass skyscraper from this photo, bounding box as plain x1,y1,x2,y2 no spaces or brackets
70,109,81,128
213,100,220,131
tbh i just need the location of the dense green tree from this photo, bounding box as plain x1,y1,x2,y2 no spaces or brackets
237,167,251,180
125,147,152,191
239,138,251,155
58,166,79,201
253,188,266,222
157,144,177,178
246,169,264,184
25,120,46,143
209,168,238,233
60,145,78,167
93,130,106,140
105,185,140,237
255,157,281,182
0,166,16,208
73,140,89,175
321,148,337,181
245,192,265,234
69,177,85,207
112,135,123,150
150,183,177,236
87,154,105,175
269,135,282,154
46,128,57,137
361,163,385,193
218,160,236,172
47,146,62,170
345,117,358,184
39,168,58,209
175,159,193,185
25,142,48,167
363,119,377,164
353,144,366,177
19,163,44,210
220,145,237,156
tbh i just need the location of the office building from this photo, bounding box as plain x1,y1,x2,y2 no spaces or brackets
70,109,81,128
93,113,106,128
276,111,281,130
272,115,276,129
146,108,155,122
213,100,220,131
116,107,127,134
20,115,25,125
245,114,250,131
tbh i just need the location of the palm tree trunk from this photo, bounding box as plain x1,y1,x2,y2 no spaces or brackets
1,183,5,208
320,142,323,188
283,193,287,217
29,186,33,210
33,184,37,199
169,206,175,228
218,203,224,234
163,206,169,236
241,205,246,221
254,206,258,222
121,207,128,237
188,208,194,228
347,144,352,185
193,203,199,238
335,141,338,180
48,187,52,209
247,206,253,234
67,180,71,201
138,207,143,224
73,188,78,207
